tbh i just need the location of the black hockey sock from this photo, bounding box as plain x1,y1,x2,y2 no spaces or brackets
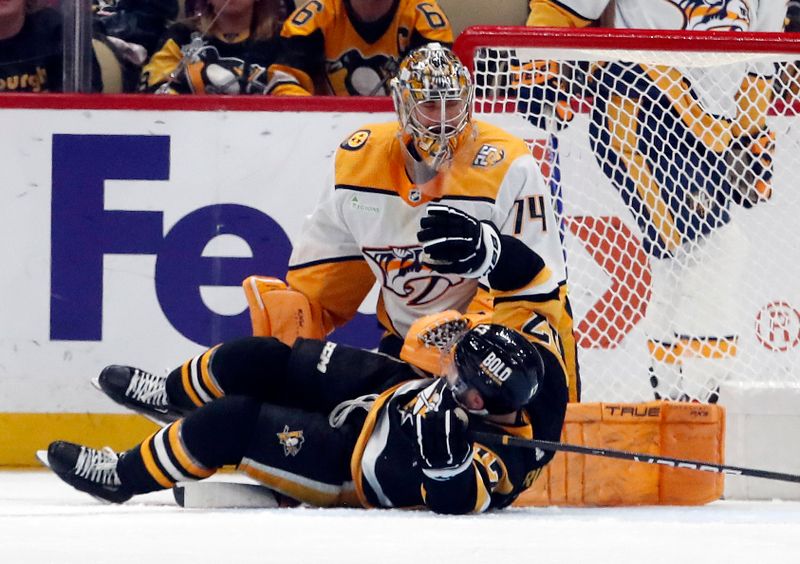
165,336,292,410
116,396,261,494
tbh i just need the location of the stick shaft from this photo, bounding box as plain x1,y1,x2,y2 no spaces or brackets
469,431,800,483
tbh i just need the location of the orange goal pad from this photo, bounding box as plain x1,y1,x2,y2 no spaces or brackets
515,400,726,506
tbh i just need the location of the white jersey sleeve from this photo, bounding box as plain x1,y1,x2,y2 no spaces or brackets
489,153,567,297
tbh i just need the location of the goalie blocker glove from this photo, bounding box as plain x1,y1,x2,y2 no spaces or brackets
417,204,502,278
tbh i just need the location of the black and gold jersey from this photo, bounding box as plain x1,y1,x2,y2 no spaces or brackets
351,347,568,513
0,8,65,93
140,21,281,94
268,0,453,96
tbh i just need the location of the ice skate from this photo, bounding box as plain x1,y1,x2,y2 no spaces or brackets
93,365,183,425
38,441,132,504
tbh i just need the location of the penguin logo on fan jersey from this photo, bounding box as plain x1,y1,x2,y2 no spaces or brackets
363,245,464,306
327,50,398,96
277,426,305,457
666,0,751,31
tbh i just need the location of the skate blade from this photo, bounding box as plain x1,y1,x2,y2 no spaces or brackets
90,375,102,392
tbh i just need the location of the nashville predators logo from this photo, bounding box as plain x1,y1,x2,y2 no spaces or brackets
277,425,305,457
473,144,505,167
327,50,398,96
665,0,750,31
363,245,464,306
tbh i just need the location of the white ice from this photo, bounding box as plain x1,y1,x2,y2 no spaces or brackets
3,470,800,564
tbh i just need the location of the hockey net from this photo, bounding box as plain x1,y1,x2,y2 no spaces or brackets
454,27,800,403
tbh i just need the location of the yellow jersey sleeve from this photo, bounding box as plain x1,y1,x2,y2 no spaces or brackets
526,0,598,27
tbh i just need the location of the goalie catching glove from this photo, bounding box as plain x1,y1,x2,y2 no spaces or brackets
726,128,775,209
417,204,502,278
400,310,475,374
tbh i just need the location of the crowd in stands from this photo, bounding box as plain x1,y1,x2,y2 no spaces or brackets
0,0,455,94
0,1,797,95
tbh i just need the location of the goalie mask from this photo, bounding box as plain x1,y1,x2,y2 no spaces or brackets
391,42,474,176
446,324,542,415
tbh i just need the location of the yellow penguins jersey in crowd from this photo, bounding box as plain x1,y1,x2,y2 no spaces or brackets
528,0,786,32
287,121,580,400
140,22,281,94
351,363,568,512
267,0,453,96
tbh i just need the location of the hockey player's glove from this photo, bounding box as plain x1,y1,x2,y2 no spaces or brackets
415,391,472,479
726,128,775,208
512,59,575,132
417,204,502,279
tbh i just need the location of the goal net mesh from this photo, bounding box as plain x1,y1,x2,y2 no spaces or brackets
457,28,800,403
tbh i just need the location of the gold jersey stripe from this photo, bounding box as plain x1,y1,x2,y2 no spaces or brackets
168,420,214,479
239,459,348,507
200,345,224,399
349,382,407,508
140,432,175,489
181,361,204,407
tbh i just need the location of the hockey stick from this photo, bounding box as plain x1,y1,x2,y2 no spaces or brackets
469,431,800,483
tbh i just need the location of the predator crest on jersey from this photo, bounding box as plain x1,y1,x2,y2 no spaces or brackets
341,129,371,151
363,245,464,306
277,425,305,457
666,0,750,31
473,144,505,167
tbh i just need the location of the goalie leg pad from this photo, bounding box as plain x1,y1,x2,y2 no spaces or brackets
514,401,725,507
243,275,324,345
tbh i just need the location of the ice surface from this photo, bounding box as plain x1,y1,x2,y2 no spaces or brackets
2,470,800,563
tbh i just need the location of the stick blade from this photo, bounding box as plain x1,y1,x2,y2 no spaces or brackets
173,481,280,509
35,450,50,468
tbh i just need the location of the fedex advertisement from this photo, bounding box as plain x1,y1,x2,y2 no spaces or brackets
2,96,799,413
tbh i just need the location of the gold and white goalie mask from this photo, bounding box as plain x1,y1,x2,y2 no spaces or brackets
391,43,474,178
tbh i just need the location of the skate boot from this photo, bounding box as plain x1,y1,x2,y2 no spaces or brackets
39,441,132,503
94,365,183,425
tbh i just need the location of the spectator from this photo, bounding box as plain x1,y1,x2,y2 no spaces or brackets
140,0,290,94
94,0,180,59
266,0,453,96
0,0,102,93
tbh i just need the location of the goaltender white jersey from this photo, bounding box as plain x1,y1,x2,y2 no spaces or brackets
287,119,569,342
529,0,786,32
527,0,786,118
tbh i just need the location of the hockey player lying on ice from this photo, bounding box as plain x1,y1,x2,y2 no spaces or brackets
40,323,568,514
248,42,580,401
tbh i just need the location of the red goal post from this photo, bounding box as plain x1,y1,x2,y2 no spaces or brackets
453,27,800,404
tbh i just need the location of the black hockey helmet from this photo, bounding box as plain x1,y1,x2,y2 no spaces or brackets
448,324,543,415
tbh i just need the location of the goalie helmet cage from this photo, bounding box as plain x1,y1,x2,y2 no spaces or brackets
454,27,800,404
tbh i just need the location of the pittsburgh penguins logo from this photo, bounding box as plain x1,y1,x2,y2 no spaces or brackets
665,0,750,31
277,425,305,457
363,245,464,306
327,50,397,96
